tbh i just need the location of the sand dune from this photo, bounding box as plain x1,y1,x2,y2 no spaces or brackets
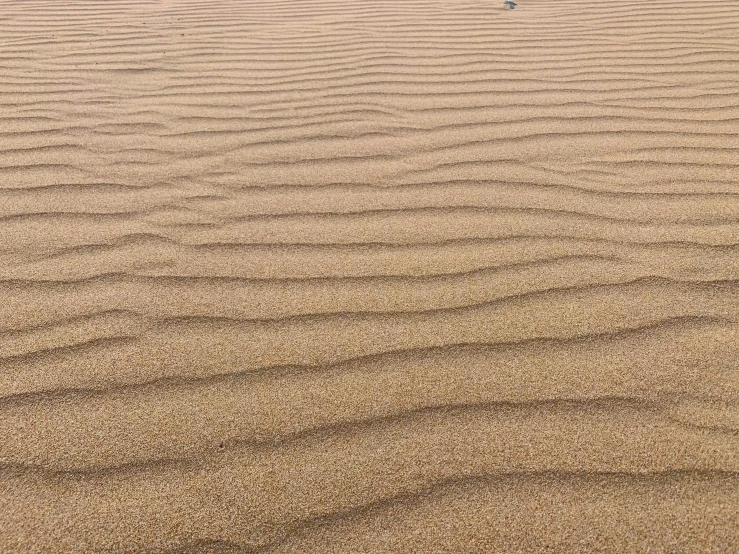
1,0,738,552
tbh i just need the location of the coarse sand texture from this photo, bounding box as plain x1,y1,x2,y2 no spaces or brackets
1,0,738,552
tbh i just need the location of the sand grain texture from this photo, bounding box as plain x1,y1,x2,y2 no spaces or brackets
1,0,738,552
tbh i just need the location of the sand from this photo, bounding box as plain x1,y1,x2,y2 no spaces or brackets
1,0,738,552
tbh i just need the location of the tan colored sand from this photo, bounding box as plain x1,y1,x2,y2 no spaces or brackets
1,0,738,552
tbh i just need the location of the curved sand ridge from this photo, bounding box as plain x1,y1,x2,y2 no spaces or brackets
1,0,739,552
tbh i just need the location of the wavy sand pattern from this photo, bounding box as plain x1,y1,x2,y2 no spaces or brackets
1,0,739,552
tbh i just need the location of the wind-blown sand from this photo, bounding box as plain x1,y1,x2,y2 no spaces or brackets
1,0,738,552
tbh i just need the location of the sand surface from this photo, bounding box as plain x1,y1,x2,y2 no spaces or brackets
1,0,739,552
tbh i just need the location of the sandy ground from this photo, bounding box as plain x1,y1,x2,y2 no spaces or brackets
1,0,738,552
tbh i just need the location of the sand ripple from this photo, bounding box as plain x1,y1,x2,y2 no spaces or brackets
1,0,738,552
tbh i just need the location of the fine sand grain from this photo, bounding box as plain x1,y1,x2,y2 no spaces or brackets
1,0,738,552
